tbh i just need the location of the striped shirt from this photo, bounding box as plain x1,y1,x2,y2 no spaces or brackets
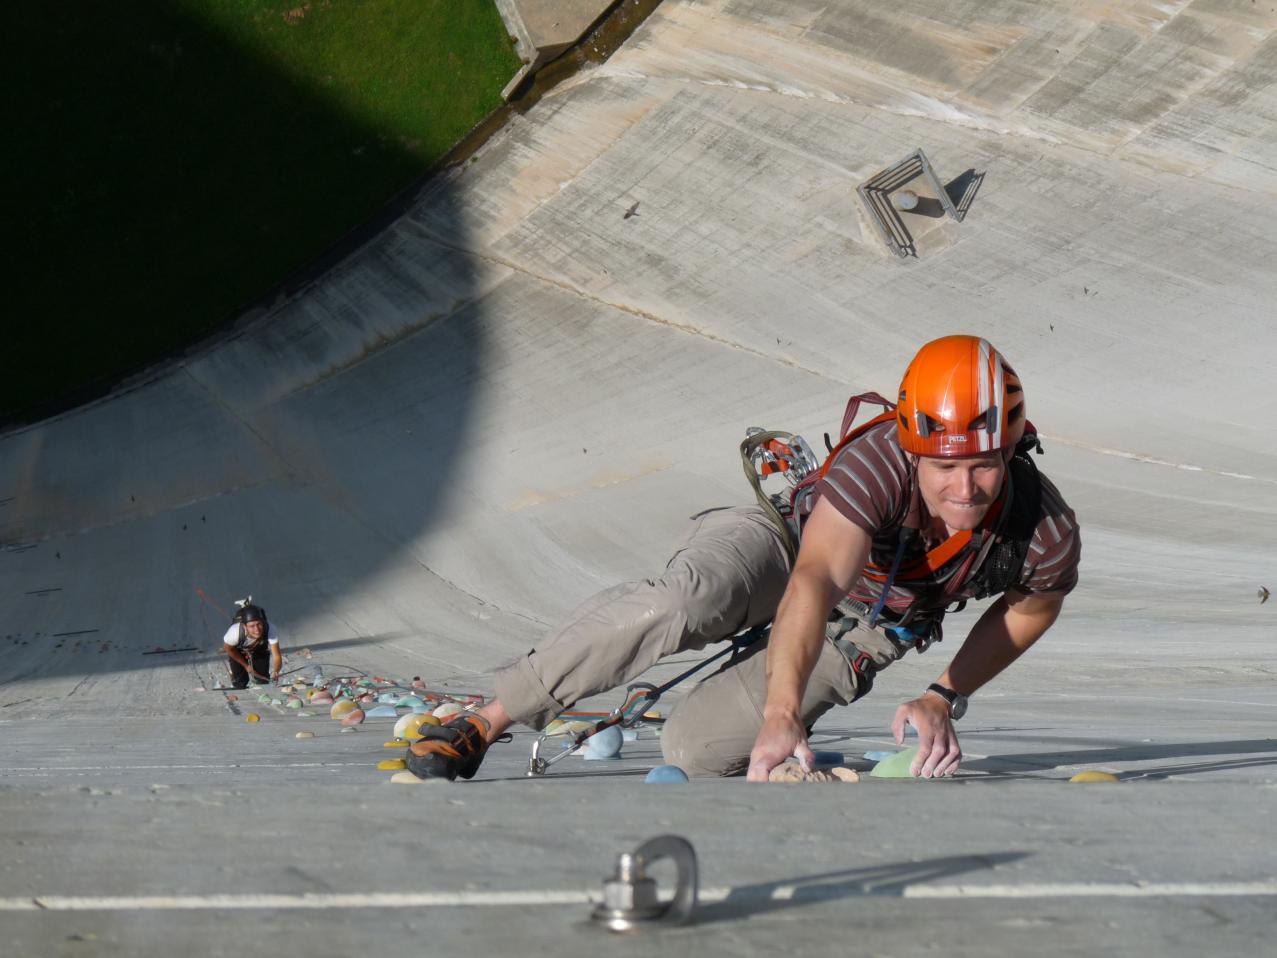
807,419,1080,613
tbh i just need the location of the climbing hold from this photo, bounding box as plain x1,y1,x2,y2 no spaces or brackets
258,694,272,704
330,700,359,720
869,746,920,779
584,724,624,760
286,698,303,710
378,758,407,771
621,729,639,742
864,750,898,762
311,692,334,706
1070,770,1120,784
545,719,592,737
394,713,438,741
245,713,261,723
340,726,358,733
295,731,315,740
411,705,431,714
296,710,311,718
770,763,827,782
358,693,376,705
769,762,856,783
376,692,399,705
193,686,207,693
384,739,410,748
270,698,283,707
433,702,464,720
644,765,689,784
364,705,397,719
395,696,425,709
225,694,238,702
390,771,428,785
340,709,366,727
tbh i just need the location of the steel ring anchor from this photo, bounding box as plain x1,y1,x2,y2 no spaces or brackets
591,835,698,932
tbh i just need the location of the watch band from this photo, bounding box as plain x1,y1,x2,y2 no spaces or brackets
926,682,967,720
926,683,958,707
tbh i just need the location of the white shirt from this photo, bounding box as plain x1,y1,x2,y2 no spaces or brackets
222,623,281,651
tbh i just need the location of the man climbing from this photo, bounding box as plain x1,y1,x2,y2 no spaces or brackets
406,335,1080,781
222,600,283,689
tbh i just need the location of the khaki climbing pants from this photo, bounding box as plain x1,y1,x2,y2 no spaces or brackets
492,505,919,776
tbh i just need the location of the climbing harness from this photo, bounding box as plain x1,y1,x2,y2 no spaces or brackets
526,623,770,776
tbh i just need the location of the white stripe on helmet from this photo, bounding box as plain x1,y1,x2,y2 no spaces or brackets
991,345,1004,449
977,338,992,452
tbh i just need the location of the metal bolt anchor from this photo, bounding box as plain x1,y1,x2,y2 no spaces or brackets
591,835,698,932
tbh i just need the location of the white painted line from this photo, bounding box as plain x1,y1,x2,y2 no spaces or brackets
3,881,1276,911
1039,434,1276,485
2,771,372,776
902,882,1277,898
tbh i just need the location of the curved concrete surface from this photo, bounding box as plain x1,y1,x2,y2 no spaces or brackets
3,2,1275,954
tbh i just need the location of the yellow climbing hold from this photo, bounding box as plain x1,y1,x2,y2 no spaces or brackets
378,758,407,771
1070,770,1120,783
384,739,410,748
295,731,315,739
330,699,359,720
245,713,261,723
393,713,439,741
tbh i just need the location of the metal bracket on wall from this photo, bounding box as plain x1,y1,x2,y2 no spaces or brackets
857,148,961,258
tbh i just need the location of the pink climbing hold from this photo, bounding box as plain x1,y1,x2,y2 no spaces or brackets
340,709,366,727
311,692,335,706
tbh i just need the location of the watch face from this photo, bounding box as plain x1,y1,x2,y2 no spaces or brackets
951,696,968,721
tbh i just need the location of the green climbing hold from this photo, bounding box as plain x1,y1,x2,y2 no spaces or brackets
869,746,920,779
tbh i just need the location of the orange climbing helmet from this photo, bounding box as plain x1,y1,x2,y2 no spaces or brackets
896,335,1025,457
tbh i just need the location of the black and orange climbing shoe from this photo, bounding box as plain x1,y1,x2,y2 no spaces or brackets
405,713,509,781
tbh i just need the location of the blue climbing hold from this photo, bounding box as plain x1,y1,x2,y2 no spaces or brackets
645,764,689,784
364,705,398,718
864,750,899,762
811,750,844,767
584,724,624,760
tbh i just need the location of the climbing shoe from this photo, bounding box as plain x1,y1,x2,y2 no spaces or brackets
405,713,509,781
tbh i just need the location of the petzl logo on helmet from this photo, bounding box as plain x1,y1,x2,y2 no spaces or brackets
945,434,968,444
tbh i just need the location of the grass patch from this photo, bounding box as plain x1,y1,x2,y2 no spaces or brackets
3,0,520,421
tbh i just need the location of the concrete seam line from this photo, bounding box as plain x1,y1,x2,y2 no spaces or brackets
4,882,1277,910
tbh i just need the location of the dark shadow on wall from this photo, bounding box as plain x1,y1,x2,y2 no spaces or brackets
0,3,496,688
962,738,1277,778
0,1,511,423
